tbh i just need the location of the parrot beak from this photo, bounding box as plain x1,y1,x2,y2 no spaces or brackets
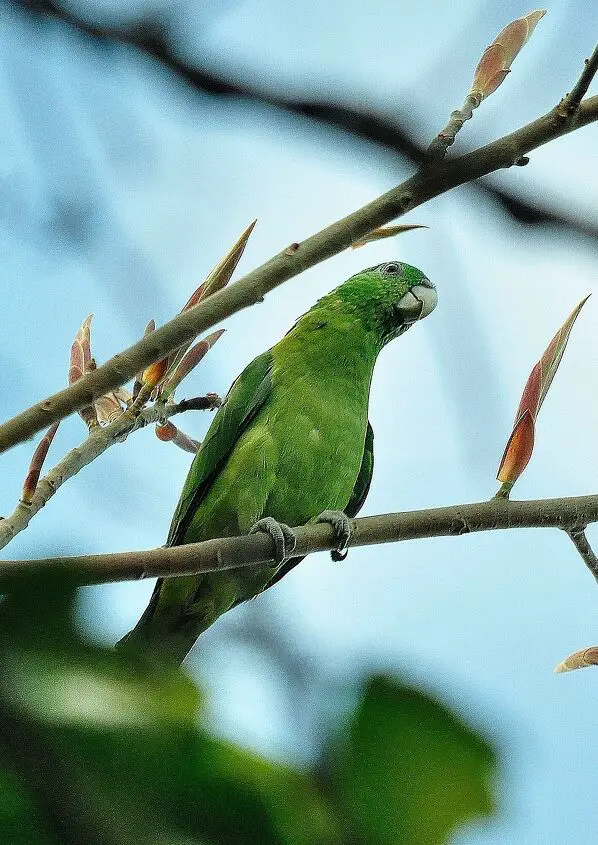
396,281,438,323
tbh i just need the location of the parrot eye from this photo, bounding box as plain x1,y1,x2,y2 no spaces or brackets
381,262,402,275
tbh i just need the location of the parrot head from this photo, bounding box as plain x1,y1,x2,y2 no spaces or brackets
323,260,438,347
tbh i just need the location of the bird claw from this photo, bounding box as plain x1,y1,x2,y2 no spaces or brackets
250,517,297,565
315,510,351,561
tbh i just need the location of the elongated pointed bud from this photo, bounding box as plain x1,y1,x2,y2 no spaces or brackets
179,220,256,313
77,313,93,370
497,409,535,488
555,647,598,673
69,315,98,430
68,339,84,386
21,423,60,504
471,11,545,100
191,219,257,306
159,222,255,392
496,295,588,494
133,321,156,400
140,318,171,392
352,224,428,249
161,330,225,400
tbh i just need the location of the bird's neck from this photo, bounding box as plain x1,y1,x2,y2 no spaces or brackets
272,310,380,391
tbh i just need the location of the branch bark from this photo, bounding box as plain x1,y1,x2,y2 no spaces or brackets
1,93,597,455
3,494,598,588
567,528,598,584
559,43,598,115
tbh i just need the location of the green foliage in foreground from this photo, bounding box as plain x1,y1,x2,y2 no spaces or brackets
0,575,497,845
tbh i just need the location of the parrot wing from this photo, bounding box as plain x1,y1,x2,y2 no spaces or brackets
166,349,274,547
344,420,374,519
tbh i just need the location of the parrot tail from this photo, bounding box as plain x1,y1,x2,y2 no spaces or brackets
115,578,204,666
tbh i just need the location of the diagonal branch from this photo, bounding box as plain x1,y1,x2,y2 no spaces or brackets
559,43,598,116
566,528,598,584
0,397,216,550
0,91,597,454
4,494,598,588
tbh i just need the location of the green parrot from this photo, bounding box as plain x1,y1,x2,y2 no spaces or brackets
119,261,437,664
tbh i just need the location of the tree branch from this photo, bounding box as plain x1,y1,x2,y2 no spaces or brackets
0,397,213,550
426,93,482,160
12,1,598,245
3,494,598,588
559,43,598,115
0,90,597,455
566,528,598,584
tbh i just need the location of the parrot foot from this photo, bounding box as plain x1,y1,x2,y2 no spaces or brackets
315,510,351,561
250,517,297,564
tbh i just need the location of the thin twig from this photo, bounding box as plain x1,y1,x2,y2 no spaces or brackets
558,42,598,116
566,528,598,584
4,494,598,587
0,397,214,550
426,93,482,159
0,92,597,454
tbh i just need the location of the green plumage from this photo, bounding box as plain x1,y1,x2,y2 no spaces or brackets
120,261,437,663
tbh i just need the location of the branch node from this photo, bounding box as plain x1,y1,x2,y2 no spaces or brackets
449,517,470,536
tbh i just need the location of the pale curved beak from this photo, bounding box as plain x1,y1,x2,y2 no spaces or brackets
396,282,438,322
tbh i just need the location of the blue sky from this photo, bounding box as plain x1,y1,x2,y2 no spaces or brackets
1,1,598,842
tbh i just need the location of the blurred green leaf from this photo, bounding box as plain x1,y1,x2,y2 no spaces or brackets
46,726,340,845
0,574,340,845
0,766,58,845
337,676,496,845
4,651,199,729
0,577,498,845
